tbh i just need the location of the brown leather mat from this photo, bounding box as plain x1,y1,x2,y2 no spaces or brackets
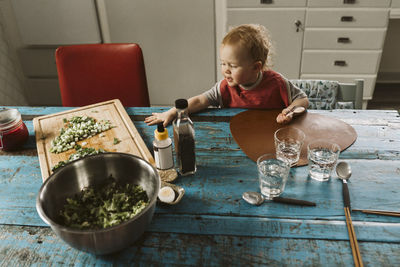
229,110,357,166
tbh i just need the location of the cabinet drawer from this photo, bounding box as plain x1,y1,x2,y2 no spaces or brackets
303,29,386,50
306,9,389,28
308,0,390,8
227,0,306,8
393,0,400,8
301,51,381,74
18,48,58,77
300,73,376,100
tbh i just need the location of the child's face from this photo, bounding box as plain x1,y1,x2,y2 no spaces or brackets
220,44,260,87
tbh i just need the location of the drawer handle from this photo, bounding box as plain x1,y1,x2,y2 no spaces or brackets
341,16,354,22
334,60,347,67
337,37,351,43
294,20,302,32
343,0,356,4
260,0,273,4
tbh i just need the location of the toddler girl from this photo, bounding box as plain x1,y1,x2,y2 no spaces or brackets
145,24,308,126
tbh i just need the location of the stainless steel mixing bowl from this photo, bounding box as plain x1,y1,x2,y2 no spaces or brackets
36,152,160,255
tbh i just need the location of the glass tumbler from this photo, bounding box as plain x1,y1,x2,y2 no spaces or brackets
257,153,290,199
307,140,340,181
274,127,305,167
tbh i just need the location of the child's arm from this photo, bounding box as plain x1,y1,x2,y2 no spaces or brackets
145,94,210,127
276,97,309,124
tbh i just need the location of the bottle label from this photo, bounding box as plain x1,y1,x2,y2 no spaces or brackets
154,143,174,170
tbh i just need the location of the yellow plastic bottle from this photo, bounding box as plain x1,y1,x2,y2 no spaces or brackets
153,122,174,170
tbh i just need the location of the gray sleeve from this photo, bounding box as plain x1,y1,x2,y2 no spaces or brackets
284,78,307,104
202,80,224,107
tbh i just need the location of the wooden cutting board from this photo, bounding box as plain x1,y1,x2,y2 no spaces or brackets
33,99,154,181
230,109,357,166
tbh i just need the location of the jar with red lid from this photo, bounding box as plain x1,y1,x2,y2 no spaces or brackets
0,108,29,151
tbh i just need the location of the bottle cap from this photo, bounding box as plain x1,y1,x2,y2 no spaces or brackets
154,122,169,141
175,99,188,109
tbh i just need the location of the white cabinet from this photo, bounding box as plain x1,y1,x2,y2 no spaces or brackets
307,0,391,8
392,0,400,18
303,29,386,50
227,0,307,8
103,0,216,106
301,2,390,108
226,1,306,79
301,51,381,74
223,1,391,108
393,0,400,8
305,9,388,28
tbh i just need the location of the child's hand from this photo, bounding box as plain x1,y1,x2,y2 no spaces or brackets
145,111,175,127
276,107,293,124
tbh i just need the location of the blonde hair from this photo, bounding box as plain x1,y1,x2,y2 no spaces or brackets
222,24,273,70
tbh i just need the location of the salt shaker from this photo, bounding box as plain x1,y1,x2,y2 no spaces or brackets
172,99,196,176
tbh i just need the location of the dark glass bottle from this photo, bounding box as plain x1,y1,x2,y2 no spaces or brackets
172,99,196,176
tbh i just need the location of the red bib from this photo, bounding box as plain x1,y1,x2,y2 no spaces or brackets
220,70,289,109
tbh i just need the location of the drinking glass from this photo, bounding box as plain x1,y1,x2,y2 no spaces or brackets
307,140,340,181
257,153,290,199
274,127,305,167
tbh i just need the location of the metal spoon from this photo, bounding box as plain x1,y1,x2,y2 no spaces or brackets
336,162,363,266
285,106,306,117
242,191,316,206
336,161,352,210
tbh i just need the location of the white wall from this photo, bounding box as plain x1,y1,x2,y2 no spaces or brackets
0,0,28,106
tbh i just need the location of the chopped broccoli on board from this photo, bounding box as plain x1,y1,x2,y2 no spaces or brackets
51,146,106,172
50,116,113,154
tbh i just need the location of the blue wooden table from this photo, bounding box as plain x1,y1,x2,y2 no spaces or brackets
1,106,400,266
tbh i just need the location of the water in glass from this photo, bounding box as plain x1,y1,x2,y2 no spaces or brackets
308,148,338,181
258,158,289,199
276,140,302,167
274,127,305,167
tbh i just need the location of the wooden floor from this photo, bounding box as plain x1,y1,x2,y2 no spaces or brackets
368,83,400,111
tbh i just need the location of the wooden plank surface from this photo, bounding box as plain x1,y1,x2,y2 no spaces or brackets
2,152,400,228
32,99,154,180
1,225,400,266
1,106,399,266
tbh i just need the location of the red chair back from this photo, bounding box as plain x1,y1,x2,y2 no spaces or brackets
55,43,150,107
